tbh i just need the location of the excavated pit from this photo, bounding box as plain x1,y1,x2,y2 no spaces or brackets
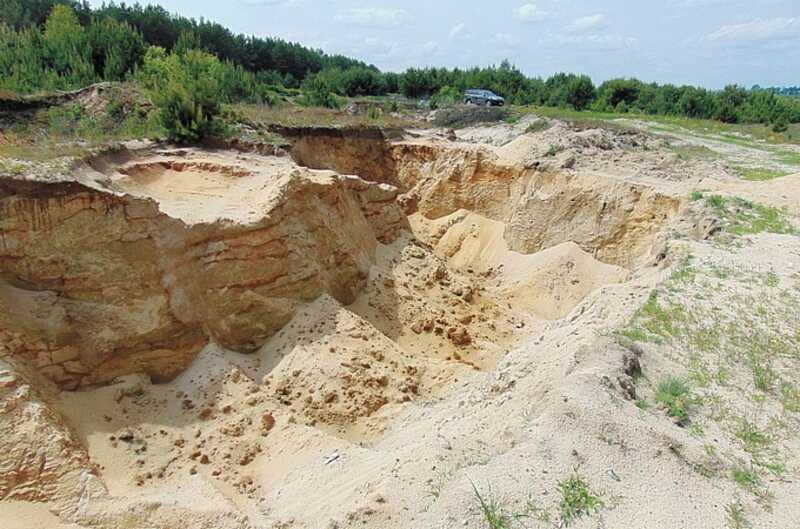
281,127,680,269
0,127,684,527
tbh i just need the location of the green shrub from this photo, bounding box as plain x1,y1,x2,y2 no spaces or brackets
298,74,341,109
139,47,224,142
771,115,789,133
429,85,460,110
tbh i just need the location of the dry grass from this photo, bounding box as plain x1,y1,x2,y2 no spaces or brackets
233,101,425,129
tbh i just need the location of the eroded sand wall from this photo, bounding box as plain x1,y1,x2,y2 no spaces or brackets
0,156,407,389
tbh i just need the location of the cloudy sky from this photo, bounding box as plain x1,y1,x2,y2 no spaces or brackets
87,0,799,88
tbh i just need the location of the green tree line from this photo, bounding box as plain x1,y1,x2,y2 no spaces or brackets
302,61,799,126
2,3,798,140
0,0,372,85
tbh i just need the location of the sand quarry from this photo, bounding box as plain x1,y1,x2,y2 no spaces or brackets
1,117,800,529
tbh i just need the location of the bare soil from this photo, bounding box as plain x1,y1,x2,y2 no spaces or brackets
1,113,799,529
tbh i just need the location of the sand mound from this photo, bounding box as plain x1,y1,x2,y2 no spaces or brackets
414,210,630,319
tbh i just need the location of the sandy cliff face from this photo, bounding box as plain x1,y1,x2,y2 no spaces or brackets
281,129,681,269
0,357,99,506
0,148,407,389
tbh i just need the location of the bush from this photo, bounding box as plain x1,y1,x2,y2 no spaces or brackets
771,114,789,133
429,85,460,109
298,73,342,109
139,47,225,142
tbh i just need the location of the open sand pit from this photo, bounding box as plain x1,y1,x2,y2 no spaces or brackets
3,121,799,529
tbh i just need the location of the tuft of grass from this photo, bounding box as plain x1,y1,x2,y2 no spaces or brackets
523,498,552,524
732,466,761,491
427,470,448,500
763,272,780,288
471,482,511,529
750,357,777,392
734,420,772,455
780,382,800,412
725,500,751,529
545,143,563,157
655,376,695,423
557,472,603,527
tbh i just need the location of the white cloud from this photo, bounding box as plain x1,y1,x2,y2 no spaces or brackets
334,8,408,28
566,14,607,33
515,3,547,22
703,17,800,42
334,37,439,70
541,33,637,51
491,33,519,47
449,23,467,39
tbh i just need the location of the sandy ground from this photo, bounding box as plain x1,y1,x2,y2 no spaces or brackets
0,501,82,529
624,118,800,174
2,115,800,529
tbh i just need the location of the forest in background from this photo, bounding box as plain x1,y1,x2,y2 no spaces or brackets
2,1,798,141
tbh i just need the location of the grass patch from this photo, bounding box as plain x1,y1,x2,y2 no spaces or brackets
698,193,795,235
233,100,423,129
735,166,791,181
426,473,447,500
750,356,777,392
732,466,761,491
672,144,720,161
520,105,630,132
557,472,603,527
617,290,689,344
0,87,164,163
776,151,800,166
521,106,800,146
655,377,696,423
780,383,800,412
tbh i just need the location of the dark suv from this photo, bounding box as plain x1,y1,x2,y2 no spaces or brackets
463,89,505,106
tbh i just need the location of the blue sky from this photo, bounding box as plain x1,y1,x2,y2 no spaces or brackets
87,0,799,88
